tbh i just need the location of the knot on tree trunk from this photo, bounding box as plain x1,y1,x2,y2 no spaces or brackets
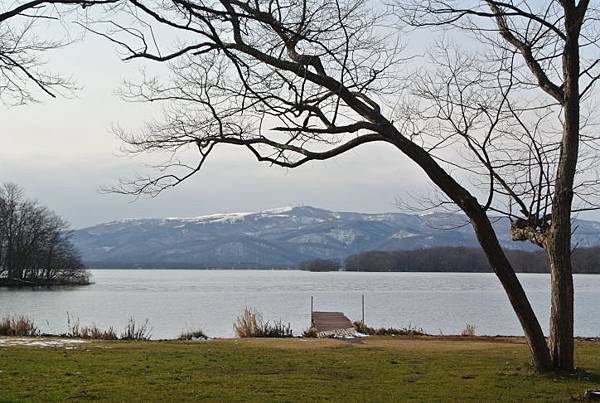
510,217,550,248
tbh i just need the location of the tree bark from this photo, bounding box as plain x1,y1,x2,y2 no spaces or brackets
544,4,582,371
546,238,574,370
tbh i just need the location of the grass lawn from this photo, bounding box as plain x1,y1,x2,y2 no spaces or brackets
1,336,599,401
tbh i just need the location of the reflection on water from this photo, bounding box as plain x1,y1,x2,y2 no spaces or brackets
1,270,599,339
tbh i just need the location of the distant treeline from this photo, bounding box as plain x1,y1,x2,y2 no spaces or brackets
301,246,600,273
87,262,293,270
0,184,89,287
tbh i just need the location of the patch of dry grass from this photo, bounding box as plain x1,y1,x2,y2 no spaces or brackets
353,321,425,336
66,314,149,340
120,318,151,340
0,316,38,337
233,307,293,338
66,314,118,340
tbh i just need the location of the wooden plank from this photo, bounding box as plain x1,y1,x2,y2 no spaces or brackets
311,311,353,332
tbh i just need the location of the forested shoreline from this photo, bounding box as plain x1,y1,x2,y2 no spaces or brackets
302,246,600,274
0,184,90,287
82,246,600,273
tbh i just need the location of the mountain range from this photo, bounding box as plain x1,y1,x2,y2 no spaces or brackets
71,206,600,268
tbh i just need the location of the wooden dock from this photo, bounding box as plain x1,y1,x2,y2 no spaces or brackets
311,311,354,336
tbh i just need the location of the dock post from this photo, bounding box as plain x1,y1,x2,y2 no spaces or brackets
361,294,365,325
310,296,314,326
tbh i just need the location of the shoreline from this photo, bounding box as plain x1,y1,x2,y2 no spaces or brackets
2,333,600,344
0,279,91,288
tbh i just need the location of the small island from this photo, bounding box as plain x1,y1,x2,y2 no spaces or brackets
0,184,89,287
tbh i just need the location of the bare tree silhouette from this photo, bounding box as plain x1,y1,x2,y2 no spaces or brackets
0,183,89,286
395,0,599,372
0,0,116,104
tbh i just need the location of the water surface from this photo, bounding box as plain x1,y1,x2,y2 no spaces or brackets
1,270,599,339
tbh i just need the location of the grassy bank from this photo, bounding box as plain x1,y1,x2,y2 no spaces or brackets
1,336,599,401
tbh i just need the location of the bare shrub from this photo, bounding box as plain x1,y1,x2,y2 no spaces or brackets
0,319,9,336
67,313,149,340
71,323,118,340
65,313,118,340
460,324,476,337
120,318,151,340
82,325,118,340
0,316,39,336
234,307,261,338
234,307,293,338
353,321,425,336
66,312,81,337
260,320,293,338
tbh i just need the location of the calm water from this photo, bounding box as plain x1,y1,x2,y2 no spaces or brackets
1,270,599,339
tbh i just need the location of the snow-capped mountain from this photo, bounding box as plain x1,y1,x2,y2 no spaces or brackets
71,206,600,268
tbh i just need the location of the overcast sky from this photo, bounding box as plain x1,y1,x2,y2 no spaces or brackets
1,28,436,229
3,13,599,229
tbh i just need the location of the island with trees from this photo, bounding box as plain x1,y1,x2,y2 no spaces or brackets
0,183,89,287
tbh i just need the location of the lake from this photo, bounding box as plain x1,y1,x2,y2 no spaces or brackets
1,270,599,339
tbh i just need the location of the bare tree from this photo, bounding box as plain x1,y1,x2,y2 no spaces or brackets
0,183,89,286
93,0,598,370
394,0,599,372
0,0,116,105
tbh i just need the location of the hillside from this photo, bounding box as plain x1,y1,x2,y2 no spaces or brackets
71,206,600,268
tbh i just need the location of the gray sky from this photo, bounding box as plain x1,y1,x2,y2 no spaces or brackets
1,31,433,228
3,14,599,229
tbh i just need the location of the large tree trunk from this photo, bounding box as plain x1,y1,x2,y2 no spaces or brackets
386,134,552,371
544,6,582,371
546,240,575,370
468,208,552,371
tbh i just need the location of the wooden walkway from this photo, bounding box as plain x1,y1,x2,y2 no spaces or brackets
311,311,354,335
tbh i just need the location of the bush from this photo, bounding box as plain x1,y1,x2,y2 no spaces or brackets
460,323,476,337
120,318,152,340
234,307,261,338
67,321,118,340
233,307,293,338
75,325,118,340
0,316,39,336
259,320,293,338
65,313,123,340
353,321,425,336
178,330,208,340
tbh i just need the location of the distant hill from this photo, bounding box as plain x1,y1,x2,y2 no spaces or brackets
71,206,600,268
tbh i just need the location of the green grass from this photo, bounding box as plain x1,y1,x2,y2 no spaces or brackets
1,337,599,401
